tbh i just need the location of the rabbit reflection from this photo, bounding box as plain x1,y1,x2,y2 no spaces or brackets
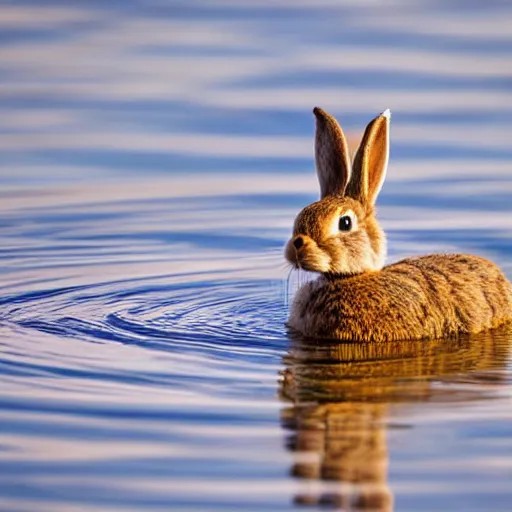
280,324,512,511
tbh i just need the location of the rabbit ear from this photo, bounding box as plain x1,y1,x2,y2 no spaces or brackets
346,109,390,205
313,107,352,199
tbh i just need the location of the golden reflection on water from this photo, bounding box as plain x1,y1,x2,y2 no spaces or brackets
280,324,512,510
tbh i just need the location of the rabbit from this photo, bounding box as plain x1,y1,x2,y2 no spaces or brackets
284,107,512,342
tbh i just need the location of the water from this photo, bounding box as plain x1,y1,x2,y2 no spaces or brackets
1,1,512,511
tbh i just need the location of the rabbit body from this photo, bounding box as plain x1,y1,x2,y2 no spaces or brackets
289,253,512,342
285,107,512,341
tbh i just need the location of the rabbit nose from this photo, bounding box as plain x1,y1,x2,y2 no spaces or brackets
293,236,304,249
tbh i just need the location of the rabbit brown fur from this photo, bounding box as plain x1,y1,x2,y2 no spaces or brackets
285,107,512,342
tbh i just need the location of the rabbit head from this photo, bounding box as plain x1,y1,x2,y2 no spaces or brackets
285,108,390,275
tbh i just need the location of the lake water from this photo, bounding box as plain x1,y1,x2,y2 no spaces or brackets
1,1,512,511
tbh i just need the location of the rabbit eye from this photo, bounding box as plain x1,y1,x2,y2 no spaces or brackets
339,215,353,231
330,209,357,237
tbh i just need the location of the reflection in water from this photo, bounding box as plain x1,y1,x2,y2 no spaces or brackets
280,325,512,510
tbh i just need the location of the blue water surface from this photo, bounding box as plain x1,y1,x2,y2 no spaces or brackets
0,1,512,511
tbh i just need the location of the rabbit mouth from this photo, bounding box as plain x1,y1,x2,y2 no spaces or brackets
285,237,331,273
297,251,331,272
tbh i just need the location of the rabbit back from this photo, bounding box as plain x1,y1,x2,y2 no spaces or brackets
289,254,512,342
